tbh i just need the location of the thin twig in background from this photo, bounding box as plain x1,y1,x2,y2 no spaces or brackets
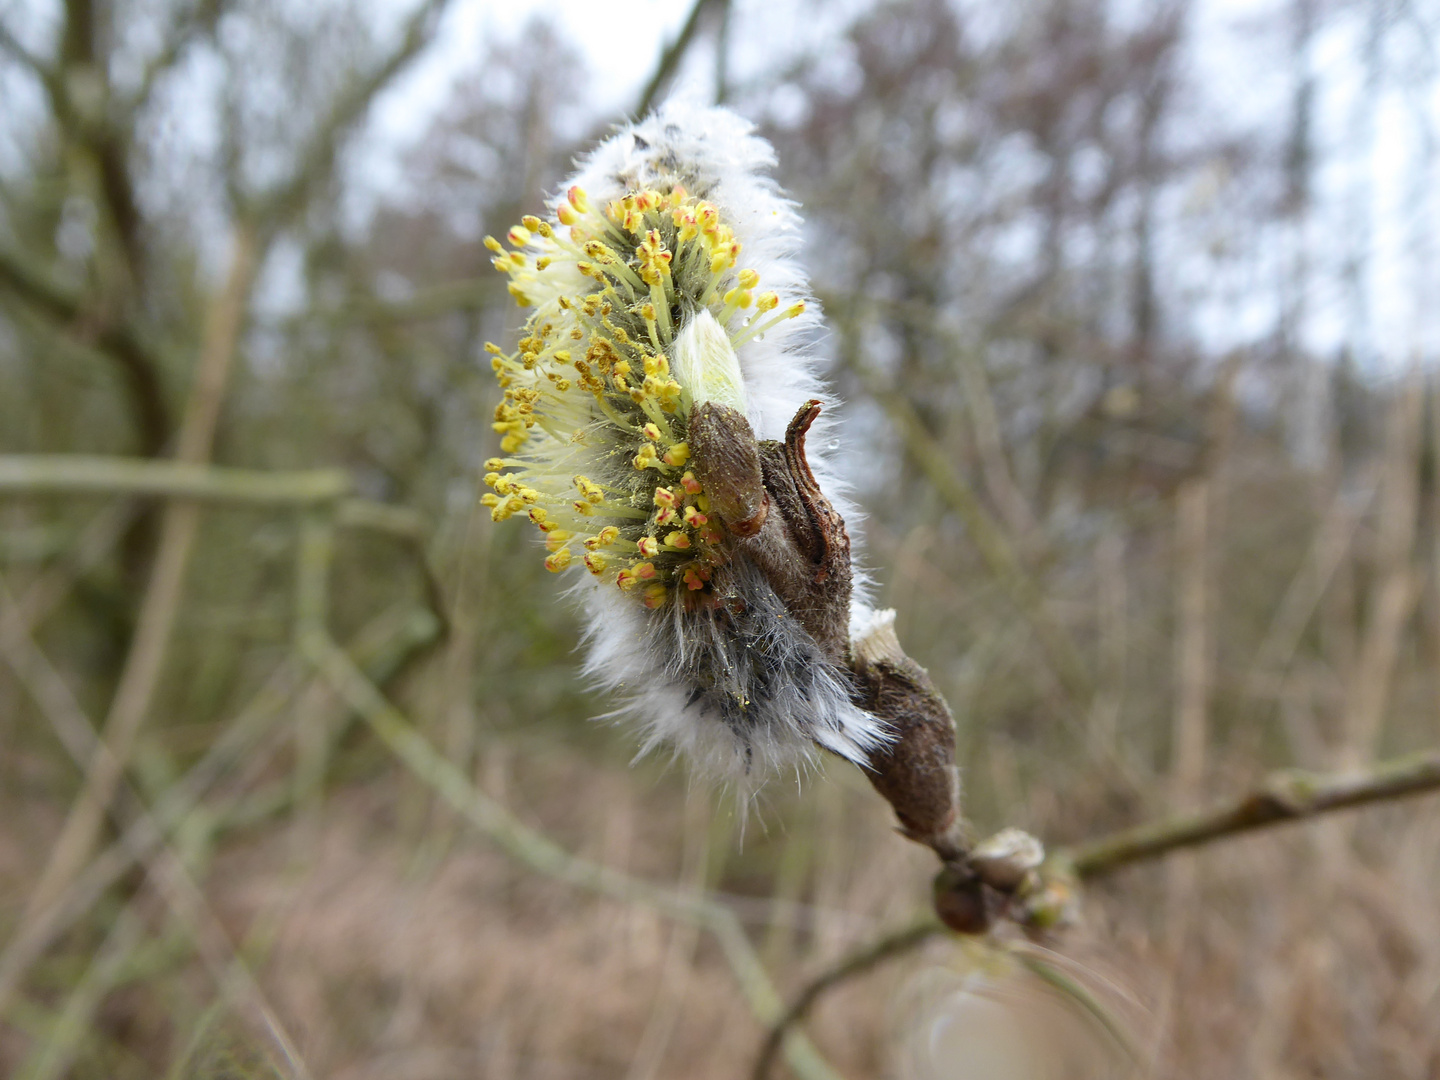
844,349,1093,704
1154,476,1211,1070
634,0,723,118
1063,751,1440,876
751,922,937,1080
0,578,313,1077
20,223,260,924
0,599,439,1019
283,504,847,1080
305,632,845,1080
1342,373,1422,768
876,384,1092,700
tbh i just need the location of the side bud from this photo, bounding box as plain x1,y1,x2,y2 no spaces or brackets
672,309,747,414
688,401,768,537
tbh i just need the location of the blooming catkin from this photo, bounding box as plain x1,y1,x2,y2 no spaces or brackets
483,103,889,779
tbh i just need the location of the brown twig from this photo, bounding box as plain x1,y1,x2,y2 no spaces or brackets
751,922,937,1080
1063,750,1440,877
753,748,1440,1080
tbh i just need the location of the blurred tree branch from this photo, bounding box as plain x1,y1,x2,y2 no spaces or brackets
835,323,1093,704
0,20,57,91
18,224,262,927
0,577,313,1079
1062,751,1440,877
11,0,458,938
124,0,233,118
251,0,454,232
57,0,147,283
0,243,171,457
754,748,1440,1079
635,0,725,117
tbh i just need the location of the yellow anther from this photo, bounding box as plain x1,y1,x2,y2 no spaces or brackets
484,236,503,253
755,291,779,313
675,212,698,244
636,229,673,285
481,493,499,507
484,189,771,602
786,301,806,318
573,475,605,503
484,342,502,354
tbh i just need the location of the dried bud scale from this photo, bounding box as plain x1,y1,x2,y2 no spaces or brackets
483,103,890,779
851,608,963,855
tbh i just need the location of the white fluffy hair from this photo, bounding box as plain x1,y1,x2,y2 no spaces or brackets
559,102,891,781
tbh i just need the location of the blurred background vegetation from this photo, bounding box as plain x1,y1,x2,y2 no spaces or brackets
2,0,1439,1076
